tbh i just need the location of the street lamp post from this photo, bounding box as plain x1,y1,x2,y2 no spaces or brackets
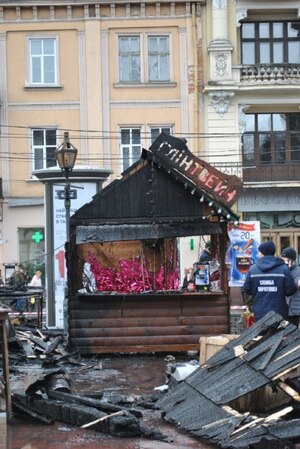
55,132,78,337
56,132,78,243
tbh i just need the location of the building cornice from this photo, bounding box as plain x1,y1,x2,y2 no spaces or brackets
235,0,300,26
0,1,206,23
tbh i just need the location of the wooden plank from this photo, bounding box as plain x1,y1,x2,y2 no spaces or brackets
70,307,228,320
71,302,227,320
70,322,228,339
80,411,124,429
27,335,50,351
70,328,228,348
71,299,124,311
277,381,300,401
70,343,200,354
69,315,228,329
74,293,226,305
15,337,36,359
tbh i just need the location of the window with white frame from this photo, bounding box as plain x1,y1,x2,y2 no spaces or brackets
118,34,170,83
32,128,57,171
150,126,172,143
148,36,170,81
119,36,141,82
29,38,57,85
120,128,141,170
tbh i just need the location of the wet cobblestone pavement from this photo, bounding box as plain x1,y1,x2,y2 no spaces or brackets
1,353,218,449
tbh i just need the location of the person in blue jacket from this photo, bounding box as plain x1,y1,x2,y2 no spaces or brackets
243,240,297,322
281,246,300,327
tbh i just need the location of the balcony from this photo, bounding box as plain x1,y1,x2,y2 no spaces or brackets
240,64,300,85
243,162,300,183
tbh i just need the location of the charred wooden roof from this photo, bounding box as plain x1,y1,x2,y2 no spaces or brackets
71,134,241,243
157,311,300,448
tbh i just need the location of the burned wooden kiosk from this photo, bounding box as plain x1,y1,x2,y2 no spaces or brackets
68,134,243,354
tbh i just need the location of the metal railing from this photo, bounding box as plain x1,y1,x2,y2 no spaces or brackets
242,162,300,183
211,161,300,184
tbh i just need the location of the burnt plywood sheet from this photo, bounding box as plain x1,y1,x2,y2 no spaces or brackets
157,311,300,448
71,160,225,243
75,221,222,243
72,161,211,223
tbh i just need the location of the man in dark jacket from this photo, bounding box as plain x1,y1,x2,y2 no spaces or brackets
199,241,212,263
281,246,300,327
243,241,296,322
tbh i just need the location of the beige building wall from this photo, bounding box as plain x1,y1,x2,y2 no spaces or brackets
0,1,205,273
202,0,300,194
201,0,241,178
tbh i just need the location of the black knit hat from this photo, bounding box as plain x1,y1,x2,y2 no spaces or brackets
281,247,297,261
258,241,276,256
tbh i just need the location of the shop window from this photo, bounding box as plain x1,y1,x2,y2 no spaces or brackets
29,37,57,85
242,113,300,166
32,128,57,171
241,21,300,65
18,227,45,280
120,128,141,170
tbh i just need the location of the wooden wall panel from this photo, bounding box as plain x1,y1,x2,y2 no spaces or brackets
69,293,230,354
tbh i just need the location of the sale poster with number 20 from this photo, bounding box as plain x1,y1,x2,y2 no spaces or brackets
227,221,261,287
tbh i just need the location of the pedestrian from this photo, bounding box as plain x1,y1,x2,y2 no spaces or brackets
281,247,300,327
243,241,296,322
29,270,42,287
10,264,28,289
9,264,29,311
199,241,212,263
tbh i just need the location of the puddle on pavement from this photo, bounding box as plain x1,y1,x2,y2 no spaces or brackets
3,354,218,449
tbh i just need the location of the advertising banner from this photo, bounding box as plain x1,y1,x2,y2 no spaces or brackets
227,221,260,287
52,182,97,328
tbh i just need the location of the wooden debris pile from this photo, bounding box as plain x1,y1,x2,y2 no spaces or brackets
12,327,67,362
157,311,300,448
0,318,75,369
2,322,170,441
10,368,168,441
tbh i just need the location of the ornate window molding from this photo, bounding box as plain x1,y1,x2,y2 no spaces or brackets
214,54,228,78
235,1,300,26
209,91,235,116
238,104,251,134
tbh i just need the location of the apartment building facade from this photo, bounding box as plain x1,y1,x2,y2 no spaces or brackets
202,0,300,258
0,0,205,280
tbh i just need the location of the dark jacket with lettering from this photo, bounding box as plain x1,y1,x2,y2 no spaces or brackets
243,255,297,322
287,264,300,317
